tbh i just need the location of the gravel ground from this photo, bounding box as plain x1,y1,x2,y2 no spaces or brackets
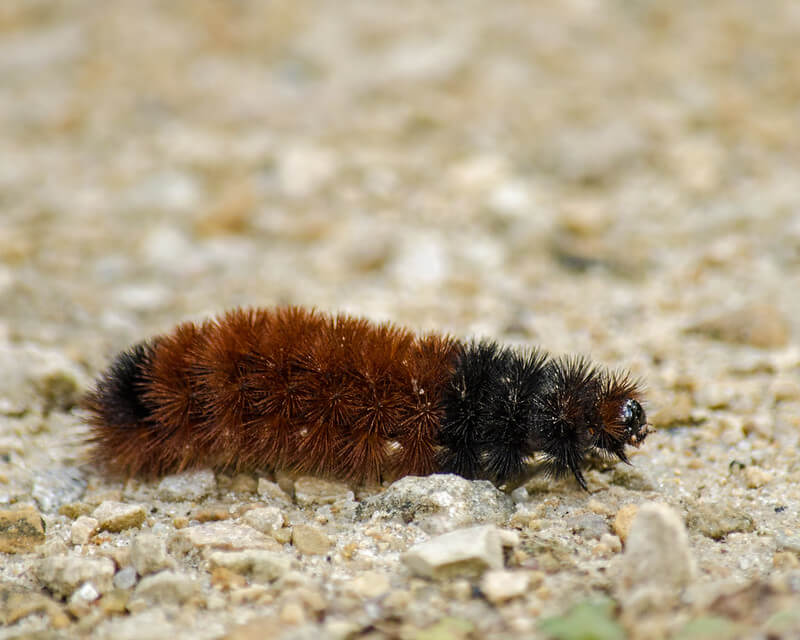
2,1,800,638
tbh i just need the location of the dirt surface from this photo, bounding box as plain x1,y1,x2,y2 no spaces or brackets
2,1,800,639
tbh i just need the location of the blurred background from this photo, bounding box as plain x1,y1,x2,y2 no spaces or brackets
1,0,798,381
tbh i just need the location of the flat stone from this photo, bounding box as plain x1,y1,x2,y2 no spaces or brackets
294,476,353,506
242,506,284,534
130,570,201,606
36,555,115,599
157,469,217,502
481,569,530,603
356,474,514,534
616,503,695,609
130,532,173,575
686,502,756,540
291,524,331,555
70,516,98,545
170,521,281,555
0,505,46,553
403,525,516,579
207,549,293,583
92,501,146,532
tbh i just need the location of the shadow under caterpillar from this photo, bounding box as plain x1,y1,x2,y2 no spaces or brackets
83,306,650,490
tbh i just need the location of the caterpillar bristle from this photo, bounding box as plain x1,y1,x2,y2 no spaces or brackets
83,306,649,490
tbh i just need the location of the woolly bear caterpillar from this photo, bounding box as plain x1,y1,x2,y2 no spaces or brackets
83,306,650,489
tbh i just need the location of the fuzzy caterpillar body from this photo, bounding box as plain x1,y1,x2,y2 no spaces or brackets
84,306,650,489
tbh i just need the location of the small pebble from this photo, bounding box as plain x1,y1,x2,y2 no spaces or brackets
294,476,353,506
346,571,391,599
157,469,217,502
481,569,530,603
257,478,292,503
230,474,258,494
613,504,639,543
686,503,756,540
567,514,610,540
242,506,284,534
92,501,146,532
403,525,516,579
130,570,201,606
595,533,622,555
744,466,772,489
0,505,46,553
170,522,281,555
510,487,529,503
36,555,115,599
356,474,513,534
291,524,331,555
207,550,293,583
617,503,695,608
112,566,138,590
279,601,306,625
130,532,173,575
70,516,99,545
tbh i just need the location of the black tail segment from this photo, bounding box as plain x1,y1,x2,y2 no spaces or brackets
83,342,156,431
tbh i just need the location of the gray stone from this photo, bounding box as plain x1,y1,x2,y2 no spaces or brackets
130,532,173,575
36,555,115,599
92,501,146,532
170,521,281,555
686,502,756,540
402,525,517,579
32,468,87,513
616,503,695,609
356,474,514,534
131,570,201,606
156,469,217,502
0,505,46,553
113,566,138,590
294,476,354,506
242,506,284,534
207,549,293,583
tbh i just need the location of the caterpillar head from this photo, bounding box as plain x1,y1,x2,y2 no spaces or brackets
595,377,650,463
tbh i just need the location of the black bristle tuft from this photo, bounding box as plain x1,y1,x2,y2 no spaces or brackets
437,341,512,480
478,349,550,485
84,341,155,429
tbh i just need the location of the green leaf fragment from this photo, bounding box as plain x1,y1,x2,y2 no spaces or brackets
539,599,625,640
